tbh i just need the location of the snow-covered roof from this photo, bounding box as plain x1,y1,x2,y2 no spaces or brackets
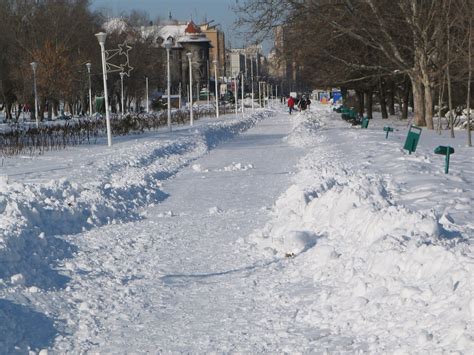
103,19,211,48
158,24,188,41
145,21,211,46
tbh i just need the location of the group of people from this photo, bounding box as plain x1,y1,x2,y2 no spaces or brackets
287,95,311,114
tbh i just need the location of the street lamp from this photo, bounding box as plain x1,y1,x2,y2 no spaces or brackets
86,62,93,116
250,57,255,112
120,71,125,115
30,61,39,127
186,52,194,126
258,81,262,108
207,59,210,108
213,60,219,118
145,76,149,113
95,32,112,147
234,73,238,115
163,39,172,131
241,71,245,114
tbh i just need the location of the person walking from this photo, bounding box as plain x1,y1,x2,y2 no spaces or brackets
287,96,295,114
298,95,309,111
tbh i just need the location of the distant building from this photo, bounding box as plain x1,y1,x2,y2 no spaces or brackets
146,21,212,98
271,25,300,93
200,22,226,80
226,45,265,80
104,17,233,101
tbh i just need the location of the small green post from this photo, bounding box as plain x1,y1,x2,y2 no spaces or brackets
383,126,393,139
445,147,451,174
434,145,455,174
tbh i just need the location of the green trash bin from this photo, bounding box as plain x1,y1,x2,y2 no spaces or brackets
361,117,369,128
403,125,422,154
95,97,105,114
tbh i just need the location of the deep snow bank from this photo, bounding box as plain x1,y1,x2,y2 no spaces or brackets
0,111,269,352
249,107,474,352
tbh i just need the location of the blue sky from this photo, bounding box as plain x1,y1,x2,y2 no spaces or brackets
90,0,259,50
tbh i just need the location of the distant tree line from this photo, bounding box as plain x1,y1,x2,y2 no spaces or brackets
236,0,472,144
0,0,166,122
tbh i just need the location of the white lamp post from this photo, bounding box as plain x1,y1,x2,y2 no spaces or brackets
213,60,219,118
186,52,194,126
120,71,125,115
250,57,255,112
241,71,245,114
207,59,210,108
234,73,238,115
95,32,112,147
145,76,149,113
86,62,93,116
164,40,172,131
30,61,39,127
258,81,262,108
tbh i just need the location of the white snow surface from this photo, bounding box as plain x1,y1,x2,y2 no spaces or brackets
0,105,473,353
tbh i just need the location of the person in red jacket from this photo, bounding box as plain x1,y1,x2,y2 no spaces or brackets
287,96,295,114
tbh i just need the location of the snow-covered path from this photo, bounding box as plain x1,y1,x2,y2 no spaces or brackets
52,112,309,352
2,104,473,353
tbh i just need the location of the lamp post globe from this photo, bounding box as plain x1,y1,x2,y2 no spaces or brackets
95,32,107,45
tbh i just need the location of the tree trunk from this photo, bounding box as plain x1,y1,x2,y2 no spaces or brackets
356,90,364,116
378,78,388,119
5,101,13,121
48,101,53,119
411,76,426,126
437,71,446,134
467,6,472,147
423,83,434,129
53,100,59,117
446,6,455,138
364,90,373,119
387,80,395,115
401,78,410,119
